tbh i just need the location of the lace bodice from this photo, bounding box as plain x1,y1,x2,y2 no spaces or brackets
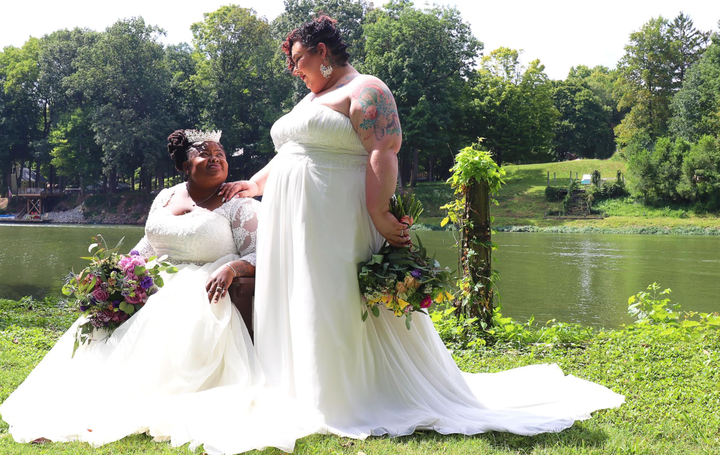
271,102,368,170
133,184,259,265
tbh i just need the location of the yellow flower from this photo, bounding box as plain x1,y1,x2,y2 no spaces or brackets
398,298,410,309
381,293,393,304
434,293,445,303
394,309,404,317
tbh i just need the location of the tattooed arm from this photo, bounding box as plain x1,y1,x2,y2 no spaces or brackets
349,76,409,248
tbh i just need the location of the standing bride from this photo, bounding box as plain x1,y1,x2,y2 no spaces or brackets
223,16,624,439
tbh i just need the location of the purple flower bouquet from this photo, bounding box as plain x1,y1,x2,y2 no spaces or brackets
62,235,177,355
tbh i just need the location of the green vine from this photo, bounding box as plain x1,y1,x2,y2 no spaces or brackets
441,142,505,329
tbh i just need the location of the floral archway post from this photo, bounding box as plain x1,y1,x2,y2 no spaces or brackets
442,142,505,328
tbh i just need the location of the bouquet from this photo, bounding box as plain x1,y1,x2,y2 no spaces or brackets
62,235,177,355
358,194,454,329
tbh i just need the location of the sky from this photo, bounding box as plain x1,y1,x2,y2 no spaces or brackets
3,0,720,80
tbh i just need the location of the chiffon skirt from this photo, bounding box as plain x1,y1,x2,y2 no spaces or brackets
254,150,625,438
0,254,322,454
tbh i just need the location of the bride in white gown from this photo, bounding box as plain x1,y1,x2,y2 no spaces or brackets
225,16,625,439
0,130,321,454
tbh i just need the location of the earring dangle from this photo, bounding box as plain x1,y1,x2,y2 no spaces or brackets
320,60,333,79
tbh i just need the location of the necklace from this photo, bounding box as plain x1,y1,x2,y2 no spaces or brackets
186,182,224,207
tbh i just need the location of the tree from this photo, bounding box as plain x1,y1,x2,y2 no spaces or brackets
362,0,482,185
615,14,709,148
670,32,720,142
191,6,284,177
552,78,615,159
677,136,720,209
0,41,44,195
70,17,171,192
468,48,558,165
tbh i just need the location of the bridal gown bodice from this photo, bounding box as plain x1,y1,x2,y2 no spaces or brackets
255,100,624,439
135,185,258,266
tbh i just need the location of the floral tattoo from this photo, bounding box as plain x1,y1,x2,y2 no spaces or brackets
353,82,401,142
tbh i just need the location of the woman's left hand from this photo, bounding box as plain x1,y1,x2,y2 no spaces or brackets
373,210,412,248
205,266,235,304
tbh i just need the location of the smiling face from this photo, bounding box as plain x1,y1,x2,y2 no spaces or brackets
184,141,228,186
291,41,329,94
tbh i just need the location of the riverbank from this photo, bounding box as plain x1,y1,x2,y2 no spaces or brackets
1,294,718,454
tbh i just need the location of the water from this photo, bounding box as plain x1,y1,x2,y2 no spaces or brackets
414,231,720,327
1,224,719,328
0,224,144,300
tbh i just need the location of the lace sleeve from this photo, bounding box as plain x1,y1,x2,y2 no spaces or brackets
229,198,260,266
129,187,174,259
131,236,156,259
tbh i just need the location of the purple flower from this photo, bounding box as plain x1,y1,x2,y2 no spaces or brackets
112,300,121,309
92,288,110,302
140,275,154,290
79,305,89,312
410,269,422,278
129,250,140,256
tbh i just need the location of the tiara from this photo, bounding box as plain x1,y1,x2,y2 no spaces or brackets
184,129,222,144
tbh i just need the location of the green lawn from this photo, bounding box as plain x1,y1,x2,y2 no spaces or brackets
2,296,719,454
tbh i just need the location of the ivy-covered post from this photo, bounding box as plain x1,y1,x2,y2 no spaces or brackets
442,142,505,329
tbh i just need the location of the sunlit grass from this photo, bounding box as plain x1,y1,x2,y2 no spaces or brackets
2,296,719,454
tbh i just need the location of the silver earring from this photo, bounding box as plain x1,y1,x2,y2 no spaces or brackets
320,60,333,79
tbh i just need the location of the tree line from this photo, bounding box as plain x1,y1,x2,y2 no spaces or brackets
0,0,717,198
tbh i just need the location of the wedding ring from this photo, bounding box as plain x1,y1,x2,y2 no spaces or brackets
400,229,405,236
216,286,224,292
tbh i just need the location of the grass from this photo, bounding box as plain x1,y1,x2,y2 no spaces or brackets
2,295,719,454
405,158,720,233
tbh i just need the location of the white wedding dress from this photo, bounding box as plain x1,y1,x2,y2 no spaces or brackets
0,184,322,454
254,100,625,438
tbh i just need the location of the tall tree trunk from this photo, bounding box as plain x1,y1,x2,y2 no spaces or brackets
411,146,419,188
428,158,434,182
459,180,494,326
158,167,164,190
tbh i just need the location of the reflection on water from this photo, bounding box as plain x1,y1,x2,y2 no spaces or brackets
418,231,720,328
0,224,144,300
1,224,719,328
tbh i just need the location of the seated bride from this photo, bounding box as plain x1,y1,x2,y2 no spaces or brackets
0,130,322,454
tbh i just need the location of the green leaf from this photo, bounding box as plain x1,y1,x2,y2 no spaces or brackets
371,305,380,317
119,301,135,315
362,310,368,322
134,265,146,276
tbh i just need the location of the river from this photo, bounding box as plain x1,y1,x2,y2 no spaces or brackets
1,223,718,328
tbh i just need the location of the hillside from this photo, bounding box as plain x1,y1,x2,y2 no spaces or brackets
408,158,720,233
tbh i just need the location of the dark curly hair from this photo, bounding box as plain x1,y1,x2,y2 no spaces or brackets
167,130,190,172
282,15,350,71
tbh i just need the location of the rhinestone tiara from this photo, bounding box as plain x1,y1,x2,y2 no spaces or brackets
184,129,222,144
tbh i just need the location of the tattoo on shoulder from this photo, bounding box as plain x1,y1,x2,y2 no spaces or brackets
352,81,401,142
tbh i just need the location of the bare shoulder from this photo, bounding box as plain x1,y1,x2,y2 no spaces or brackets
348,74,402,146
348,74,393,96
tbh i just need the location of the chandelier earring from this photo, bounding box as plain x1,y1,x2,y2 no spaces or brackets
320,59,333,79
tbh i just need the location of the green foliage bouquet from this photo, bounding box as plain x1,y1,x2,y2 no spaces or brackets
62,235,177,355
358,194,454,329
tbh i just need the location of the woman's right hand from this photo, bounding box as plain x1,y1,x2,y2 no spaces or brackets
219,180,258,201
